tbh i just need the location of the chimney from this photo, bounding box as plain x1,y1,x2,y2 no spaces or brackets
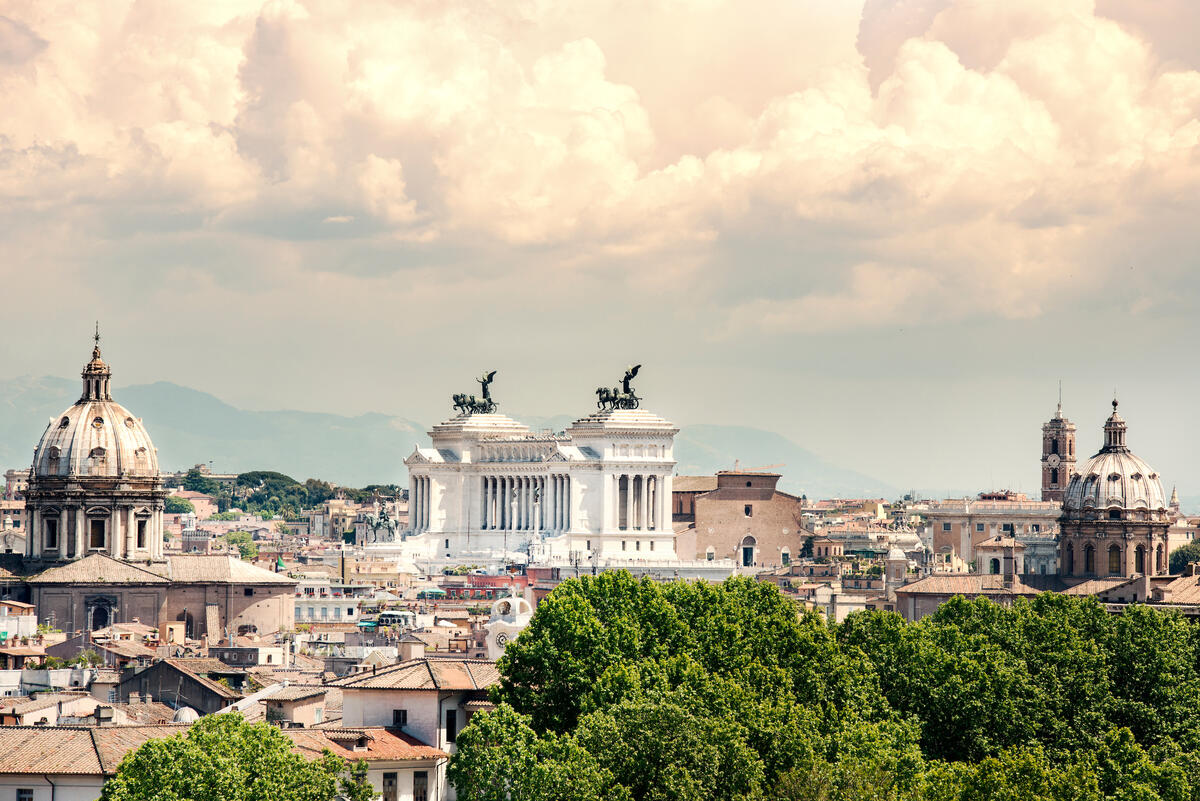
129,692,140,704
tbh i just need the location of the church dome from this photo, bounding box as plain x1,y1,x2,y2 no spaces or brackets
32,338,159,479
1062,401,1167,515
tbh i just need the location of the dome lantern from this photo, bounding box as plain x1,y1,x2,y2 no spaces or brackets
81,323,112,402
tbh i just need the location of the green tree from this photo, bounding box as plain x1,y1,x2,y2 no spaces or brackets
1169,542,1200,574
447,704,622,801
223,531,258,561
164,495,194,514
101,715,350,801
183,467,221,496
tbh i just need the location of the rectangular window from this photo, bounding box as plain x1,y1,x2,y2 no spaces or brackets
1002,523,1014,532
347,607,355,616
975,523,984,532
321,607,328,619
44,518,58,550
89,518,105,549
244,588,253,597
744,504,753,517
136,519,147,549
1031,524,1040,533
412,771,427,801
942,522,951,532
393,708,408,727
446,709,458,743
18,790,33,801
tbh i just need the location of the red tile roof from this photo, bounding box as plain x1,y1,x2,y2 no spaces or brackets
332,657,499,691
284,727,445,762
0,725,189,775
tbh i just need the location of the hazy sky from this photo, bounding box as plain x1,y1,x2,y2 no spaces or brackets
2,0,1199,495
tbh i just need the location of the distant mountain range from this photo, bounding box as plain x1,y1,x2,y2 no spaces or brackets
0,377,897,498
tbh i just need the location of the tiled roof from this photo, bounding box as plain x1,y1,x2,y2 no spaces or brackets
284,727,444,762
332,658,500,691
672,476,718,493
27,554,169,585
158,659,243,700
0,692,90,714
0,725,188,775
265,685,326,702
1060,577,1134,596
162,555,296,585
895,574,1043,597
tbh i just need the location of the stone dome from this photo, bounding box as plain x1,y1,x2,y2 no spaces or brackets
1062,401,1167,514
172,706,199,723
32,340,159,479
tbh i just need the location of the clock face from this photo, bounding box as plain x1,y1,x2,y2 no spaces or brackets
1047,454,1060,467
496,632,509,647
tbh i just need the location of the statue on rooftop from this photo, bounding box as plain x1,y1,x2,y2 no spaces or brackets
452,370,498,415
596,365,641,410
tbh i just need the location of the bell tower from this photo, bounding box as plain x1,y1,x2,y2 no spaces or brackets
1041,388,1076,504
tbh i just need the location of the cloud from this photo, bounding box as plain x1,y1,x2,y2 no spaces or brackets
0,0,1198,344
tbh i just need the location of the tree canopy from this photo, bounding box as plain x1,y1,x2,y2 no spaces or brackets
1169,541,1200,574
164,495,194,514
101,715,371,801
450,572,1200,801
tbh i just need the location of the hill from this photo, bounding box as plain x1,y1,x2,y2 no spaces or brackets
0,378,895,496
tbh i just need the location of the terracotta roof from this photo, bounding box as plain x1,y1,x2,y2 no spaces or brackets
1060,577,1134,596
161,555,296,585
0,725,189,775
265,685,326,702
27,554,169,585
158,659,243,700
672,476,718,493
894,574,1043,597
0,692,90,715
332,658,500,691
284,727,445,762
110,701,177,724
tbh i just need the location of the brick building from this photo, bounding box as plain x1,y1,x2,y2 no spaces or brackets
675,472,804,568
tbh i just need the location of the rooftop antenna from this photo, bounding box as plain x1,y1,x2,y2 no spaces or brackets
94,321,101,347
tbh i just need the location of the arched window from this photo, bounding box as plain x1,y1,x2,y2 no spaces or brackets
1084,544,1095,575
1135,545,1145,574
1050,468,1059,485
1108,544,1121,576
705,546,715,562
1065,543,1075,575
1156,544,1164,573
1051,439,1059,455
989,558,1000,574
781,548,790,566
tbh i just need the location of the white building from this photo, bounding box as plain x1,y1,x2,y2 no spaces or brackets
294,576,374,625
398,401,679,569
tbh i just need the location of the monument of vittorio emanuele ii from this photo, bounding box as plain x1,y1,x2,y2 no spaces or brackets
383,366,698,571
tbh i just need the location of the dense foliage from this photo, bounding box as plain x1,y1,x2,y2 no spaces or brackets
164,495,194,514
450,572,1200,801
101,715,372,801
1170,542,1200,575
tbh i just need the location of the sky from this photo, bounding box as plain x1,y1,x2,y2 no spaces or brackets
2,0,1200,496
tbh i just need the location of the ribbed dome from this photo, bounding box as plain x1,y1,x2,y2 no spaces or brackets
1062,401,1166,513
32,340,159,479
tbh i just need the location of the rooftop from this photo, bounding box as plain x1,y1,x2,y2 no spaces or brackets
332,657,499,691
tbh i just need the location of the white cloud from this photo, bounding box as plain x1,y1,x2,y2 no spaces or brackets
0,0,1197,342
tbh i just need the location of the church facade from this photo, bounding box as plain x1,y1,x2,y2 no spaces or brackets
1058,401,1171,578
24,336,166,562
13,336,295,639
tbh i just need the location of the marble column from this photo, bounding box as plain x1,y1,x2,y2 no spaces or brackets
74,507,84,558
127,507,137,555
110,507,121,558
